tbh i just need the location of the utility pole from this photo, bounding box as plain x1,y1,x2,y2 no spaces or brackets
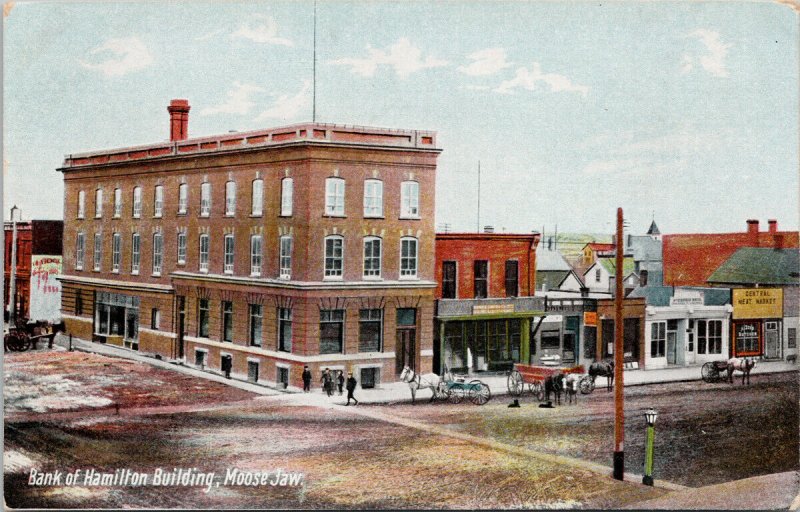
613,207,625,480
476,160,481,232
8,205,19,325
312,0,317,122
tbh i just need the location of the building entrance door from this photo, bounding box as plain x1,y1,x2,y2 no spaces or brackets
667,332,677,365
765,322,780,359
685,320,696,365
396,328,416,374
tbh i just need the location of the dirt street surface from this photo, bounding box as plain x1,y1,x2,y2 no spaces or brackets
4,349,796,508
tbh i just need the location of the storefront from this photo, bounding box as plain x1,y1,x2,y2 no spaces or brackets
94,291,140,350
731,288,783,359
441,314,532,373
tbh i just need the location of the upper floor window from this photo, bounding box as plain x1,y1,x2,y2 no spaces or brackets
400,181,419,218
250,235,262,276
113,189,122,218
363,179,383,217
132,187,142,218
505,260,519,297
77,190,86,219
281,178,293,216
131,233,140,274
178,183,188,214
595,268,601,283
251,179,263,216
324,235,344,278
75,232,85,270
474,260,488,298
154,185,164,217
325,177,345,216
225,181,236,216
442,261,457,299
223,234,235,274
93,233,102,271
400,237,418,278
279,235,292,279
200,182,211,217
152,233,163,275
177,231,187,265
363,237,382,278
111,233,121,272
199,234,209,272
95,189,103,218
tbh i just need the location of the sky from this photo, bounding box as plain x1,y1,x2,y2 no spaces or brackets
3,1,798,236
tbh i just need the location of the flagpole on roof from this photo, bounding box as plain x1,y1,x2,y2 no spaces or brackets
312,0,317,123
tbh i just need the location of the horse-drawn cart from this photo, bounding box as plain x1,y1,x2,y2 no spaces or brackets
701,360,729,383
507,363,593,400
438,371,492,405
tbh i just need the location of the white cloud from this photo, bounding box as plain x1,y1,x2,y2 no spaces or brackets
195,28,225,42
458,47,511,76
493,62,588,97
681,29,731,77
232,15,293,46
200,82,265,116
254,80,311,122
79,37,153,77
328,38,448,79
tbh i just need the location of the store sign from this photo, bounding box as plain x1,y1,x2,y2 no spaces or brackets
732,288,783,320
472,303,514,315
544,314,563,323
28,255,62,322
734,321,760,354
583,311,597,327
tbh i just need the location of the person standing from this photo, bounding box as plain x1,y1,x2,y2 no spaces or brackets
337,370,345,395
345,372,359,406
321,368,333,397
302,365,312,392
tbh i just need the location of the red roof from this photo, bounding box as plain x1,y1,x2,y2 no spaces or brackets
663,231,799,287
585,243,615,251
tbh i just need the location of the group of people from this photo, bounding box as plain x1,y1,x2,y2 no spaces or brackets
301,365,359,405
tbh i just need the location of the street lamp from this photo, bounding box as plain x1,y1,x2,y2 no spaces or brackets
642,408,658,486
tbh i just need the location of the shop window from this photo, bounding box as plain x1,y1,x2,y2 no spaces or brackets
651,322,666,358
541,331,560,350
320,310,344,354
442,261,456,299
94,292,139,350
583,326,597,359
698,320,723,354
474,260,488,298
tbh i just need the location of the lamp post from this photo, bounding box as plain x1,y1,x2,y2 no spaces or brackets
642,408,658,486
7,205,19,326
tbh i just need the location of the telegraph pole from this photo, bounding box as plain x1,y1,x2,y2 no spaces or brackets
8,205,19,325
613,207,625,480
476,160,481,232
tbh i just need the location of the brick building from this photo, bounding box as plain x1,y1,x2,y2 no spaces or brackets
58,99,440,389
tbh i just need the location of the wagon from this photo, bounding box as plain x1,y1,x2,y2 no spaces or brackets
438,371,492,405
701,360,729,383
507,363,593,400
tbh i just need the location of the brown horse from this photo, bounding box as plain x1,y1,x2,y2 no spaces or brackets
589,360,615,391
727,357,756,385
544,373,565,405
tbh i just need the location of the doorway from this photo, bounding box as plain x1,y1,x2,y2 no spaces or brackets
396,308,417,375
765,321,780,359
667,319,678,365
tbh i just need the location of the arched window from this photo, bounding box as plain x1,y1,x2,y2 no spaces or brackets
363,236,382,278
250,235,262,276
225,181,236,216
178,183,188,214
251,179,264,216
400,237,418,278
325,177,345,216
281,178,293,216
324,235,344,278
198,234,209,272
200,182,211,216
132,187,142,218
154,185,164,217
95,189,103,218
279,235,292,279
363,179,383,217
77,190,86,219
400,181,420,218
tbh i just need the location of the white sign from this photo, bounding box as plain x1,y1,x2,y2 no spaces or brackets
544,315,563,323
670,297,704,306
29,255,62,322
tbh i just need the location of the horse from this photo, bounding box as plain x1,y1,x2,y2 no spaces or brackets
727,357,756,385
588,360,615,391
544,372,565,406
399,366,441,404
563,374,579,405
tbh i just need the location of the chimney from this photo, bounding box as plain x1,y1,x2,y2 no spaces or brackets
168,99,190,142
768,219,778,233
746,219,759,246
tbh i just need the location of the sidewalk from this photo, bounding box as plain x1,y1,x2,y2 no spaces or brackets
55,334,797,405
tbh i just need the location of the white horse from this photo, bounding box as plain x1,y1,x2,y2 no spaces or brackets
727,357,756,385
400,366,441,404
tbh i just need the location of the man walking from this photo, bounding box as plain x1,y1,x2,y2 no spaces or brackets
321,368,333,397
345,372,359,406
302,365,312,392
337,370,345,395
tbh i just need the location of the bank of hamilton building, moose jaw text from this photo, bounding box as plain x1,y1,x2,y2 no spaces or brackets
58,100,440,389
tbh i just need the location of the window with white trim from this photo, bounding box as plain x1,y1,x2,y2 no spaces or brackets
249,304,262,347
325,177,345,216
178,183,188,214
225,181,236,216
132,187,142,218
363,179,383,217
152,233,163,275
224,234,235,274
251,179,263,216
200,182,211,216
111,233,121,272
250,235,262,276
324,235,344,278
400,237,418,278
77,190,85,219
281,178,293,216
400,181,419,218
199,234,209,272
651,322,666,358
93,233,102,271
697,319,723,354
131,233,140,274
279,235,292,279
75,232,85,270
359,309,383,352
154,185,164,217
113,188,122,218
177,231,187,265
278,308,292,352
95,189,103,218
363,237,382,278
319,309,344,354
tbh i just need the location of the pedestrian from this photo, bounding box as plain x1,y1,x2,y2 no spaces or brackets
321,368,333,397
302,365,312,392
337,370,345,395
346,372,359,406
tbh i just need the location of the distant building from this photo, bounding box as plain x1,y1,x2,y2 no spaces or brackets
580,242,615,265
4,220,63,322
536,245,582,293
582,257,637,296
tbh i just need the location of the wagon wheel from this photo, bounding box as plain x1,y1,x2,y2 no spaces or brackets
701,362,716,383
507,370,524,397
469,380,491,405
531,382,546,402
579,376,595,395
437,383,451,401
448,386,464,404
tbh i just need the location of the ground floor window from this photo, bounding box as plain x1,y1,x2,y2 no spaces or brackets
734,321,760,355
697,319,723,354
651,322,666,358
320,310,345,354
198,298,210,338
194,350,207,368
359,309,383,352
248,361,260,383
277,366,289,387
278,308,292,352
788,328,797,349
222,301,233,342
95,292,139,350
361,367,379,389
443,318,522,373
249,304,262,347
583,326,597,359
